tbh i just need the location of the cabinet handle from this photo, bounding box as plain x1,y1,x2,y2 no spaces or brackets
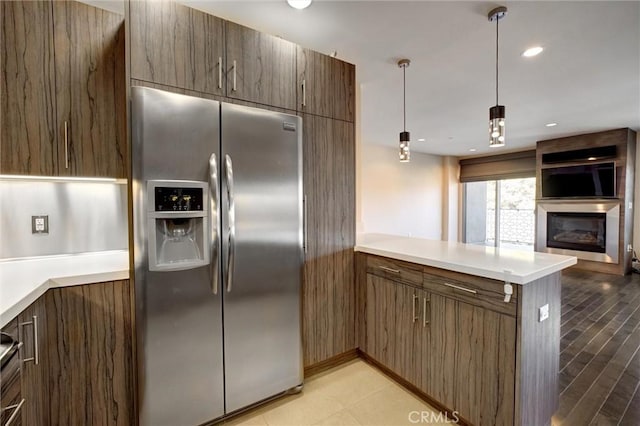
232,60,237,91
2,399,25,426
444,282,477,294
218,56,222,90
19,315,39,365
302,79,306,107
423,298,430,327
412,294,418,323
64,121,69,169
378,266,400,274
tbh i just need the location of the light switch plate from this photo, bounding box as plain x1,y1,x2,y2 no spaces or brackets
32,215,49,234
539,304,549,322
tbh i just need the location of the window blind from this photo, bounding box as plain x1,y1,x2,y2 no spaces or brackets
459,150,536,182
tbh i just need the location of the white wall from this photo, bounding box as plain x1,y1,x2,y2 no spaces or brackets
358,144,443,239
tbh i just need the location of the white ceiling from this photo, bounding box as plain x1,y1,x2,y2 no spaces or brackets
87,0,640,157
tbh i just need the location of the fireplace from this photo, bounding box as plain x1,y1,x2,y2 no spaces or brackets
547,213,606,253
536,202,619,263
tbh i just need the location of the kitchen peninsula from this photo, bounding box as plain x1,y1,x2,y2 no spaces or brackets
355,234,577,426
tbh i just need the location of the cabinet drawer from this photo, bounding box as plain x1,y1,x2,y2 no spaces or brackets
366,255,423,286
422,266,517,317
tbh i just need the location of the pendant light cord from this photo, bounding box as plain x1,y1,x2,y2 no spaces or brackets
496,17,499,106
403,65,407,131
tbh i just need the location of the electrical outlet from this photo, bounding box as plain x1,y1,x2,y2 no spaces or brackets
539,304,549,322
32,215,49,234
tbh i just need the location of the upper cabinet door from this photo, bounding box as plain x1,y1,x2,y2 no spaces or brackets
53,1,126,178
129,1,225,95
225,22,296,110
297,47,355,122
1,1,57,175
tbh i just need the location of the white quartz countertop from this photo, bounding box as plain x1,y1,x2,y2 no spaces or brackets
0,250,129,328
355,234,577,285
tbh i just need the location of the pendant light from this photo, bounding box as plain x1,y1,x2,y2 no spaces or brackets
488,6,507,148
398,59,411,162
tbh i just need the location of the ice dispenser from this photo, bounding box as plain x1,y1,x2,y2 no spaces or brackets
147,180,209,271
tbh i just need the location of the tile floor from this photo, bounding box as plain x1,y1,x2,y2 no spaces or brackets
223,359,453,426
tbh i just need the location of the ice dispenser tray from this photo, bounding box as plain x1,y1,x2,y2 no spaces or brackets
147,181,210,271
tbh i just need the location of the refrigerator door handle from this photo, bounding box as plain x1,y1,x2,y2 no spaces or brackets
209,153,220,295
225,154,236,293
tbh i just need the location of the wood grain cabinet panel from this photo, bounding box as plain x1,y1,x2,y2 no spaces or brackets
17,297,48,426
430,293,516,426
53,1,126,178
226,21,296,110
365,274,396,368
297,47,355,122
129,0,225,96
46,280,134,426
0,0,57,175
302,114,355,367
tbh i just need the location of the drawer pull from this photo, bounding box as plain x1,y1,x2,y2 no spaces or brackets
412,294,418,323
20,315,39,365
444,282,477,294
379,266,401,274
2,398,25,426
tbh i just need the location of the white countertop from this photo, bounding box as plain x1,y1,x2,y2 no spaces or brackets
355,234,577,285
0,250,129,328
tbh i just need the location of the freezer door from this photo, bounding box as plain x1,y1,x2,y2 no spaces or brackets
221,103,303,413
131,87,224,425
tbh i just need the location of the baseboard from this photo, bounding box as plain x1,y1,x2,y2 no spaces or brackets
303,348,359,378
358,350,471,426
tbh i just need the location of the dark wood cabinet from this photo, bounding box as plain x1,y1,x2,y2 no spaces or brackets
1,1,126,178
364,274,396,369
53,1,126,178
430,293,516,426
297,47,355,122
1,318,23,426
0,0,57,175
365,273,428,388
17,298,48,426
129,0,225,96
225,22,296,110
302,114,355,368
46,280,134,426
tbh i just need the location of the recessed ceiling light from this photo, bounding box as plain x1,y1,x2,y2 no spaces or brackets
588,157,597,161
522,46,543,57
417,138,425,142
545,122,557,127
287,0,312,9
469,148,477,152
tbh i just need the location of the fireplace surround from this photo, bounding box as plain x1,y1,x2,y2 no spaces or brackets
536,202,619,263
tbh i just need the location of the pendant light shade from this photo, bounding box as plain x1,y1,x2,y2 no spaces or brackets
398,59,411,162
488,6,507,148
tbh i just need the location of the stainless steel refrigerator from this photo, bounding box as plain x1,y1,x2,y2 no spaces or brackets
131,86,303,426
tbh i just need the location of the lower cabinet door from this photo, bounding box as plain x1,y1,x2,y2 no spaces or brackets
430,294,516,425
365,274,396,368
18,297,48,426
394,285,424,386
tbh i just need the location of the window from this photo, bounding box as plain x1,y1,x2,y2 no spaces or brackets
463,177,536,250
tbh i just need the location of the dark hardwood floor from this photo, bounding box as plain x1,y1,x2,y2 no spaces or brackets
553,268,640,426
